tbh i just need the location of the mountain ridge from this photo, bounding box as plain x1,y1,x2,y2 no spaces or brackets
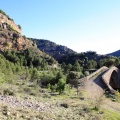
31,38,108,64
107,49,120,57
31,38,77,61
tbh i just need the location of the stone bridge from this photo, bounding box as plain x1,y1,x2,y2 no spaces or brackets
101,66,120,93
69,66,120,93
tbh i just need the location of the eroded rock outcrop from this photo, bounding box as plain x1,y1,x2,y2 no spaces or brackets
0,13,21,34
0,12,43,56
0,29,35,51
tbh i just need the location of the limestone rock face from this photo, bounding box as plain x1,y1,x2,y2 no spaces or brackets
0,12,34,51
0,11,45,57
0,29,33,51
0,13,21,34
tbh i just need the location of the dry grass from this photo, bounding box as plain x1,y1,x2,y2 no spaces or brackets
0,82,120,120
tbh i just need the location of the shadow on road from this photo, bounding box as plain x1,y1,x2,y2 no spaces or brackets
93,71,108,89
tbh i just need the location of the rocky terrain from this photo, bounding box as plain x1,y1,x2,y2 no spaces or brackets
0,28,35,52
0,71,120,120
0,12,21,34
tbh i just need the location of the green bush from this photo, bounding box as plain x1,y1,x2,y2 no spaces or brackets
4,42,10,47
0,9,13,21
3,89,15,96
18,25,21,29
60,103,69,108
84,71,90,76
23,87,31,93
30,92,36,96
22,35,26,39
57,78,66,94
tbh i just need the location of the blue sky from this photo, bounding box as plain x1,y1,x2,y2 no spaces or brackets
1,0,120,54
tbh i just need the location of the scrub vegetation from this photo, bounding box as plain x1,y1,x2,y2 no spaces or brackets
0,9,120,120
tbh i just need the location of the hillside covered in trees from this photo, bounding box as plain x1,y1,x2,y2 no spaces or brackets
0,9,63,88
1,9,120,93
1,8,120,88
31,38,76,62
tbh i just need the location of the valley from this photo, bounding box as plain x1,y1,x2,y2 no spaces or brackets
0,9,120,120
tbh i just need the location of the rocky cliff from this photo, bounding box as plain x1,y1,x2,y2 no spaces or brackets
0,11,43,56
0,10,58,67
0,28,36,52
0,13,21,34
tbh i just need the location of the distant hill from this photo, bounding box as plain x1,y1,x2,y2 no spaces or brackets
31,38,106,64
107,50,120,57
58,51,104,64
31,38,76,61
